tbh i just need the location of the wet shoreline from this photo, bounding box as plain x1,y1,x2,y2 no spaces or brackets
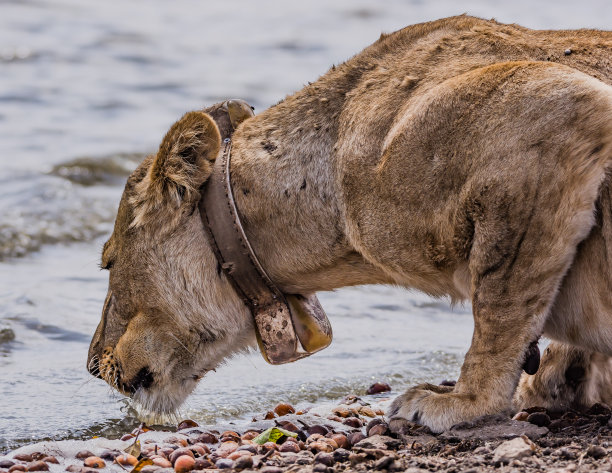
3,386,612,473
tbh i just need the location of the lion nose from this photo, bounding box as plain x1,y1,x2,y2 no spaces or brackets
127,367,154,392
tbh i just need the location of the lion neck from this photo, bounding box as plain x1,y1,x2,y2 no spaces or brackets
226,86,391,294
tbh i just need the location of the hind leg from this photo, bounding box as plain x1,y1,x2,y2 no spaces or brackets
515,341,612,411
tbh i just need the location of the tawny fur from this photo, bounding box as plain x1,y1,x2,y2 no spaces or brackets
88,16,612,431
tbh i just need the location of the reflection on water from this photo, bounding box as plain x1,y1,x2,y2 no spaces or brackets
0,0,610,455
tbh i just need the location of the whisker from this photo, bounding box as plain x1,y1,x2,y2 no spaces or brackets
168,333,194,356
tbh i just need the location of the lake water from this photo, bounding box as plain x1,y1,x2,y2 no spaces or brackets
1,0,610,454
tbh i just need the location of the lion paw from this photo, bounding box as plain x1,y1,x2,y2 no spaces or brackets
388,383,465,434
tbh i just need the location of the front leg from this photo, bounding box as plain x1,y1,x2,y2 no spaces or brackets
388,302,542,433
389,171,598,433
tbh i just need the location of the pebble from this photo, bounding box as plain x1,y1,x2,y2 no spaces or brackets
333,448,350,463
120,434,135,441
8,466,26,473
115,454,138,466
273,403,295,416
193,458,213,469
41,458,57,465
196,432,218,444
374,455,396,470
527,412,551,427
83,457,105,469
307,425,329,436
564,48,572,55
99,450,121,461
169,448,194,465
279,442,300,453
13,456,32,463
329,433,349,449
215,459,234,470
177,420,198,431
237,444,258,454
74,452,94,461
586,445,606,459
25,463,48,472
493,437,536,465
342,417,363,428
152,458,172,468
313,464,327,473
233,455,253,469
216,441,239,458
348,432,366,446
173,456,195,473
314,452,335,466
139,467,159,473
264,411,276,420
366,382,391,395
260,467,282,473
0,462,14,469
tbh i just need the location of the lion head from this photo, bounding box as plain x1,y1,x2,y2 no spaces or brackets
87,103,256,413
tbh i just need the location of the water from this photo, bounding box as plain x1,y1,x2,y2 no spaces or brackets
1,0,610,454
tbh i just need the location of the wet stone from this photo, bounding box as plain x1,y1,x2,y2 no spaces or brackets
333,448,350,463
74,452,94,461
0,462,14,469
260,467,283,473
233,455,253,469
586,445,606,459
527,412,551,427
215,459,234,470
25,462,48,472
366,383,391,395
374,455,396,471
314,452,334,467
312,464,327,473
9,466,26,473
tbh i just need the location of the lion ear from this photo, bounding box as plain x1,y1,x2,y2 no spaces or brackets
148,111,221,203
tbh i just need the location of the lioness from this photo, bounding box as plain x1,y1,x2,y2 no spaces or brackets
88,15,612,433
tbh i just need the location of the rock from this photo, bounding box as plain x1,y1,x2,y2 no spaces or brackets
366,383,391,395
527,412,551,427
314,452,334,466
260,467,283,473
0,462,14,469
279,442,300,453
586,445,606,459
83,457,105,469
313,464,327,473
173,456,195,473
41,458,57,465
333,448,350,463
169,448,194,464
307,425,329,437
26,462,48,472
274,403,296,416
115,454,138,466
368,423,389,437
74,451,94,461
342,417,363,428
139,467,160,473
329,433,349,449
374,455,397,471
193,458,213,469
196,432,218,444
120,434,135,441
177,420,198,431
440,414,549,441
214,458,234,470
233,455,253,470
359,406,377,417
513,411,529,421
99,450,121,461
349,452,368,466
493,436,536,465
354,435,402,451
13,455,33,463
347,432,366,446
152,458,172,468
264,411,276,420
216,441,239,458
9,466,26,473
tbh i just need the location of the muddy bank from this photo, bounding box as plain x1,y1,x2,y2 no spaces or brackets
3,385,612,473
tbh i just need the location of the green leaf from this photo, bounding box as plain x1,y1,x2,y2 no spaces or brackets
252,427,298,445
